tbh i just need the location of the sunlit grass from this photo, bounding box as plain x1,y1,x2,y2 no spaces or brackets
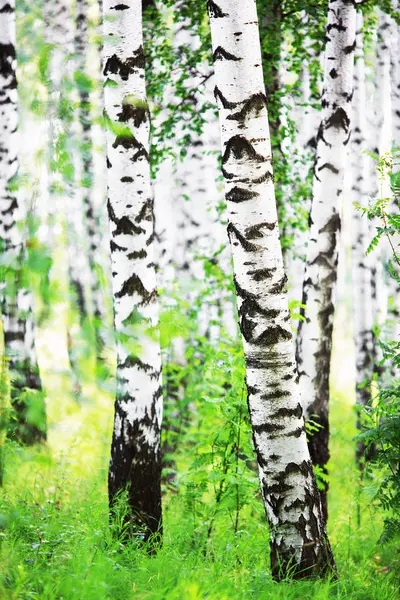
0,290,399,599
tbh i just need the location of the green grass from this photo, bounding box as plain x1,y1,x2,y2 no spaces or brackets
0,386,398,599
0,300,399,599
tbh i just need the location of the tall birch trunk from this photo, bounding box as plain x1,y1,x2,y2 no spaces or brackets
75,0,107,359
350,14,375,463
103,0,163,540
295,0,356,518
207,0,335,580
0,0,45,444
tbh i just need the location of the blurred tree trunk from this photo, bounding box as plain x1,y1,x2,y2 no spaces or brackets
350,14,375,464
0,0,45,444
207,0,335,580
295,0,357,520
75,0,107,361
103,0,163,541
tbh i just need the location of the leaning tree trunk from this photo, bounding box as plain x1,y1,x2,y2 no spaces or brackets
0,0,45,444
207,0,335,580
295,0,356,520
103,0,163,540
350,14,375,464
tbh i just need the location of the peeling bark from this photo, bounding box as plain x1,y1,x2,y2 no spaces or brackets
296,0,356,519
103,0,163,541
207,0,335,580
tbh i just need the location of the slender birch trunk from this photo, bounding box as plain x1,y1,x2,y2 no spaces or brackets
295,0,356,518
350,15,375,463
207,0,335,579
0,0,45,444
103,0,163,540
75,0,107,359
391,3,400,150
286,36,322,312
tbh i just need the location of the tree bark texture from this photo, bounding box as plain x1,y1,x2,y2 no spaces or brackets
0,0,45,444
350,14,375,463
103,0,163,540
295,0,356,518
207,0,335,580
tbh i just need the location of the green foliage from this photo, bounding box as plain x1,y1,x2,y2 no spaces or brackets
356,149,400,546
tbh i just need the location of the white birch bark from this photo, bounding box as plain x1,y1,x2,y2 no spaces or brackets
103,0,163,538
295,0,356,515
350,14,375,461
391,2,400,150
286,38,322,312
0,0,45,443
207,0,335,579
75,0,108,356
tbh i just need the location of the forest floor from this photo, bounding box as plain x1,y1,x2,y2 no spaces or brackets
0,299,399,599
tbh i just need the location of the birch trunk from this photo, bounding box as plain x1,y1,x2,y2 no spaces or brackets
207,0,335,579
295,0,356,518
0,0,45,443
103,0,163,540
391,2,400,150
75,0,107,359
350,15,375,463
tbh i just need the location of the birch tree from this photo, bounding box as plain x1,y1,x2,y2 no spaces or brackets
0,0,45,443
295,0,357,517
350,14,375,462
75,0,107,359
103,0,163,539
207,0,335,579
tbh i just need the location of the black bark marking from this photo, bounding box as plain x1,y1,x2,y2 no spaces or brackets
245,221,275,239
111,3,129,9
227,223,260,252
253,422,285,434
226,186,259,203
325,107,350,132
227,93,268,122
207,0,228,18
112,135,150,162
110,239,128,253
127,249,147,260
318,163,339,175
329,68,338,79
115,274,154,303
222,135,264,164
343,40,356,54
213,46,241,62
118,103,148,127
270,274,288,295
214,86,239,109
104,46,145,81
120,355,153,372
121,176,133,182
270,404,303,420
246,268,276,281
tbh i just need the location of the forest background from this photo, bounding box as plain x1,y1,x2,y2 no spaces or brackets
0,0,399,598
